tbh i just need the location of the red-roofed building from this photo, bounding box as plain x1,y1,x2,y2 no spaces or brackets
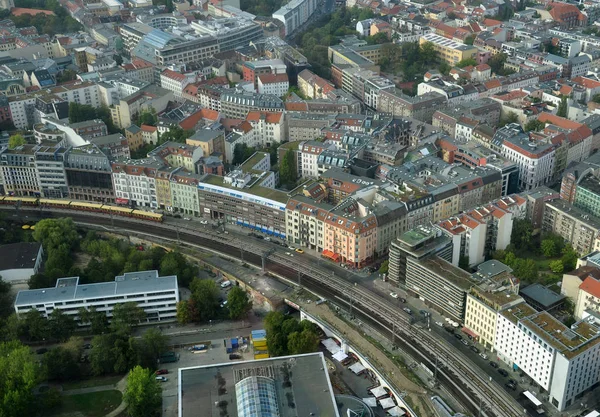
178,108,221,131
297,69,335,99
122,58,153,84
257,73,289,96
11,7,55,16
575,273,600,318
548,2,587,28
140,124,159,145
161,69,192,99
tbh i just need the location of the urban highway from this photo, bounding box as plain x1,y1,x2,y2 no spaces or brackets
3,205,526,417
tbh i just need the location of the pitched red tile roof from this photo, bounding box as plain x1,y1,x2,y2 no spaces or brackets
580,276,600,299
141,125,157,133
162,69,186,82
258,73,289,84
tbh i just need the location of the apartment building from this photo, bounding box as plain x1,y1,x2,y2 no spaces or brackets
220,90,284,119
464,261,522,351
377,89,447,123
242,59,287,89
419,33,478,65
273,0,319,36
64,144,115,202
297,69,335,99
160,69,191,100
542,199,600,256
287,113,335,142
257,73,289,97
14,270,179,322
112,158,161,208
34,145,69,198
436,195,527,267
573,173,600,218
148,141,203,173
170,171,202,216
496,124,556,191
0,144,40,196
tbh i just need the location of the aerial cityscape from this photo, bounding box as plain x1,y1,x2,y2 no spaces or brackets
1,0,600,415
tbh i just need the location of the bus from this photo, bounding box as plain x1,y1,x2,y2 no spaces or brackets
521,391,544,415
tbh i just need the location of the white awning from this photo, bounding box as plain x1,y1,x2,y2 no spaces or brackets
370,386,386,398
321,338,340,354
362,397,377,407
333,350,348,362
379,397,396,410
387,406,406,416
349,362,366,374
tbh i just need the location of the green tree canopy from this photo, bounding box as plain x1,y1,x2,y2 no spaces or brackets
524,119,545,132
456,58,477,68
78,306,109,335
189,278,220,322
264,312,320,357
111,302,146,334
8,134,25,149
123,366,162,417
279,148,297,188
48,309,76,342
227,286,252,320
287,329,319,354
510,219,533,251
43,346,80,381
557,96,568,118
0,340,39,417
137,328,168,369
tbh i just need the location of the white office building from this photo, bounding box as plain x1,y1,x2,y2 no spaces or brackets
14,270,179,322
495,302,600,411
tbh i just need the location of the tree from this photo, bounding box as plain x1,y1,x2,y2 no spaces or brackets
23,309,48,341
56,69,77,84
459,255,471,271
378,260,389,274
69,102,97,123
8,134,25,149
593,94,600,104
139,109,157,127
524,119,545,132
419,41,437,63
541,239,558,258
503,251,517,268
0,341,39,417
43,346,80,381
89,332,137,375
0,277,12,320
464,35,475,45
511,219,533,251
123,366,162,417
513,258,539,282
279,148,297,187
499,112,519,127
78,306,108,334
189,279,220,322
488,53,508,75
232,143,256,165
438,62,451,75
111,302,146,334
287,329,319,354
176,301,191,324
33,218,78,252
28,273,54,290
456,58,477,68
365,32,389,45
138,328,168,369
227,286,252,320
48,309,76,342
549,260,564,274
561,245,578,272
114,54,123,66
557,96,568,117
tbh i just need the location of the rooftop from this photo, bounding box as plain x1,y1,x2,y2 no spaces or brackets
201,174,289,204
520,283,566,308
0,242,42,271
179,353,339,417
15,270,177,306
421,256,474,290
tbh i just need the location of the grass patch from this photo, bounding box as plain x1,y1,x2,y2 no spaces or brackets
62,375,123,391
53,390,122,417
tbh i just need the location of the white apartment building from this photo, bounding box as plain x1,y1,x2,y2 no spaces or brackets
111,159,160,208
495,302,600,411
14,271,179,322
300,141,333,179
273,0,318,36
170,172,201,216
0,144,41,196
160,69,191,100
501,135,555,191
257,73,289,97
245,111,285,147
286,196,327,251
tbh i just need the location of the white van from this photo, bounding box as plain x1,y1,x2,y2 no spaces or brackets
220,280,232,288
156,376,168,382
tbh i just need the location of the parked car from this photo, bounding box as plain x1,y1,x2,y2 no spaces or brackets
444,326,454,334
295,248,304,254
183,217,191,221
155,369,169,375
400,298,407,303
288,246,297,251
498,369,509,377
435,321,444,327
403,307,412,315
156,376,168,382
454,334,463,341
505,382,517,391
489,361,499,368
479,352,489,360
200,220,208,225
461,339,469,346
390,292,399,299
264,237,271,242
470,345,480,354
229,354,242,360
36,348,48,355
220,300,228,308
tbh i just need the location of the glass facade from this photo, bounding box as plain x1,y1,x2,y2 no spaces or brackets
235,376,280,417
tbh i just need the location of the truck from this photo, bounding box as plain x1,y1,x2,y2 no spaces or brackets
189,344,207,352
159,352,179,363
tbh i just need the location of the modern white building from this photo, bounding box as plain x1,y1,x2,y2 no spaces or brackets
495,302,600,411
14,270,179,322
272,0,319,36
0,242,44,283
160,69,191,100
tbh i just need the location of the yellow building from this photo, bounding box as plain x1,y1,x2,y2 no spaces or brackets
155,168,175,210
124,125,143,152
419,33,478,65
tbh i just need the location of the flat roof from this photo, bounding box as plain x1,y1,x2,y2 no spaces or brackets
520,283,566,308
421,256,474,290
201,174,289,204
15,270,177,306
179,353,339,417
0,242,41,271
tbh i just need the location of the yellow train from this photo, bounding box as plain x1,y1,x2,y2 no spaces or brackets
0,196,163,223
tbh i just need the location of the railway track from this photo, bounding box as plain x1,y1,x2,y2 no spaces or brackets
4,206,523,417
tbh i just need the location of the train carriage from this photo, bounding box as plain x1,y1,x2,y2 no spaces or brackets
132,210,163,222
102,205,134,216
38,198,72,208
2,196,39,206
69,201,104,212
